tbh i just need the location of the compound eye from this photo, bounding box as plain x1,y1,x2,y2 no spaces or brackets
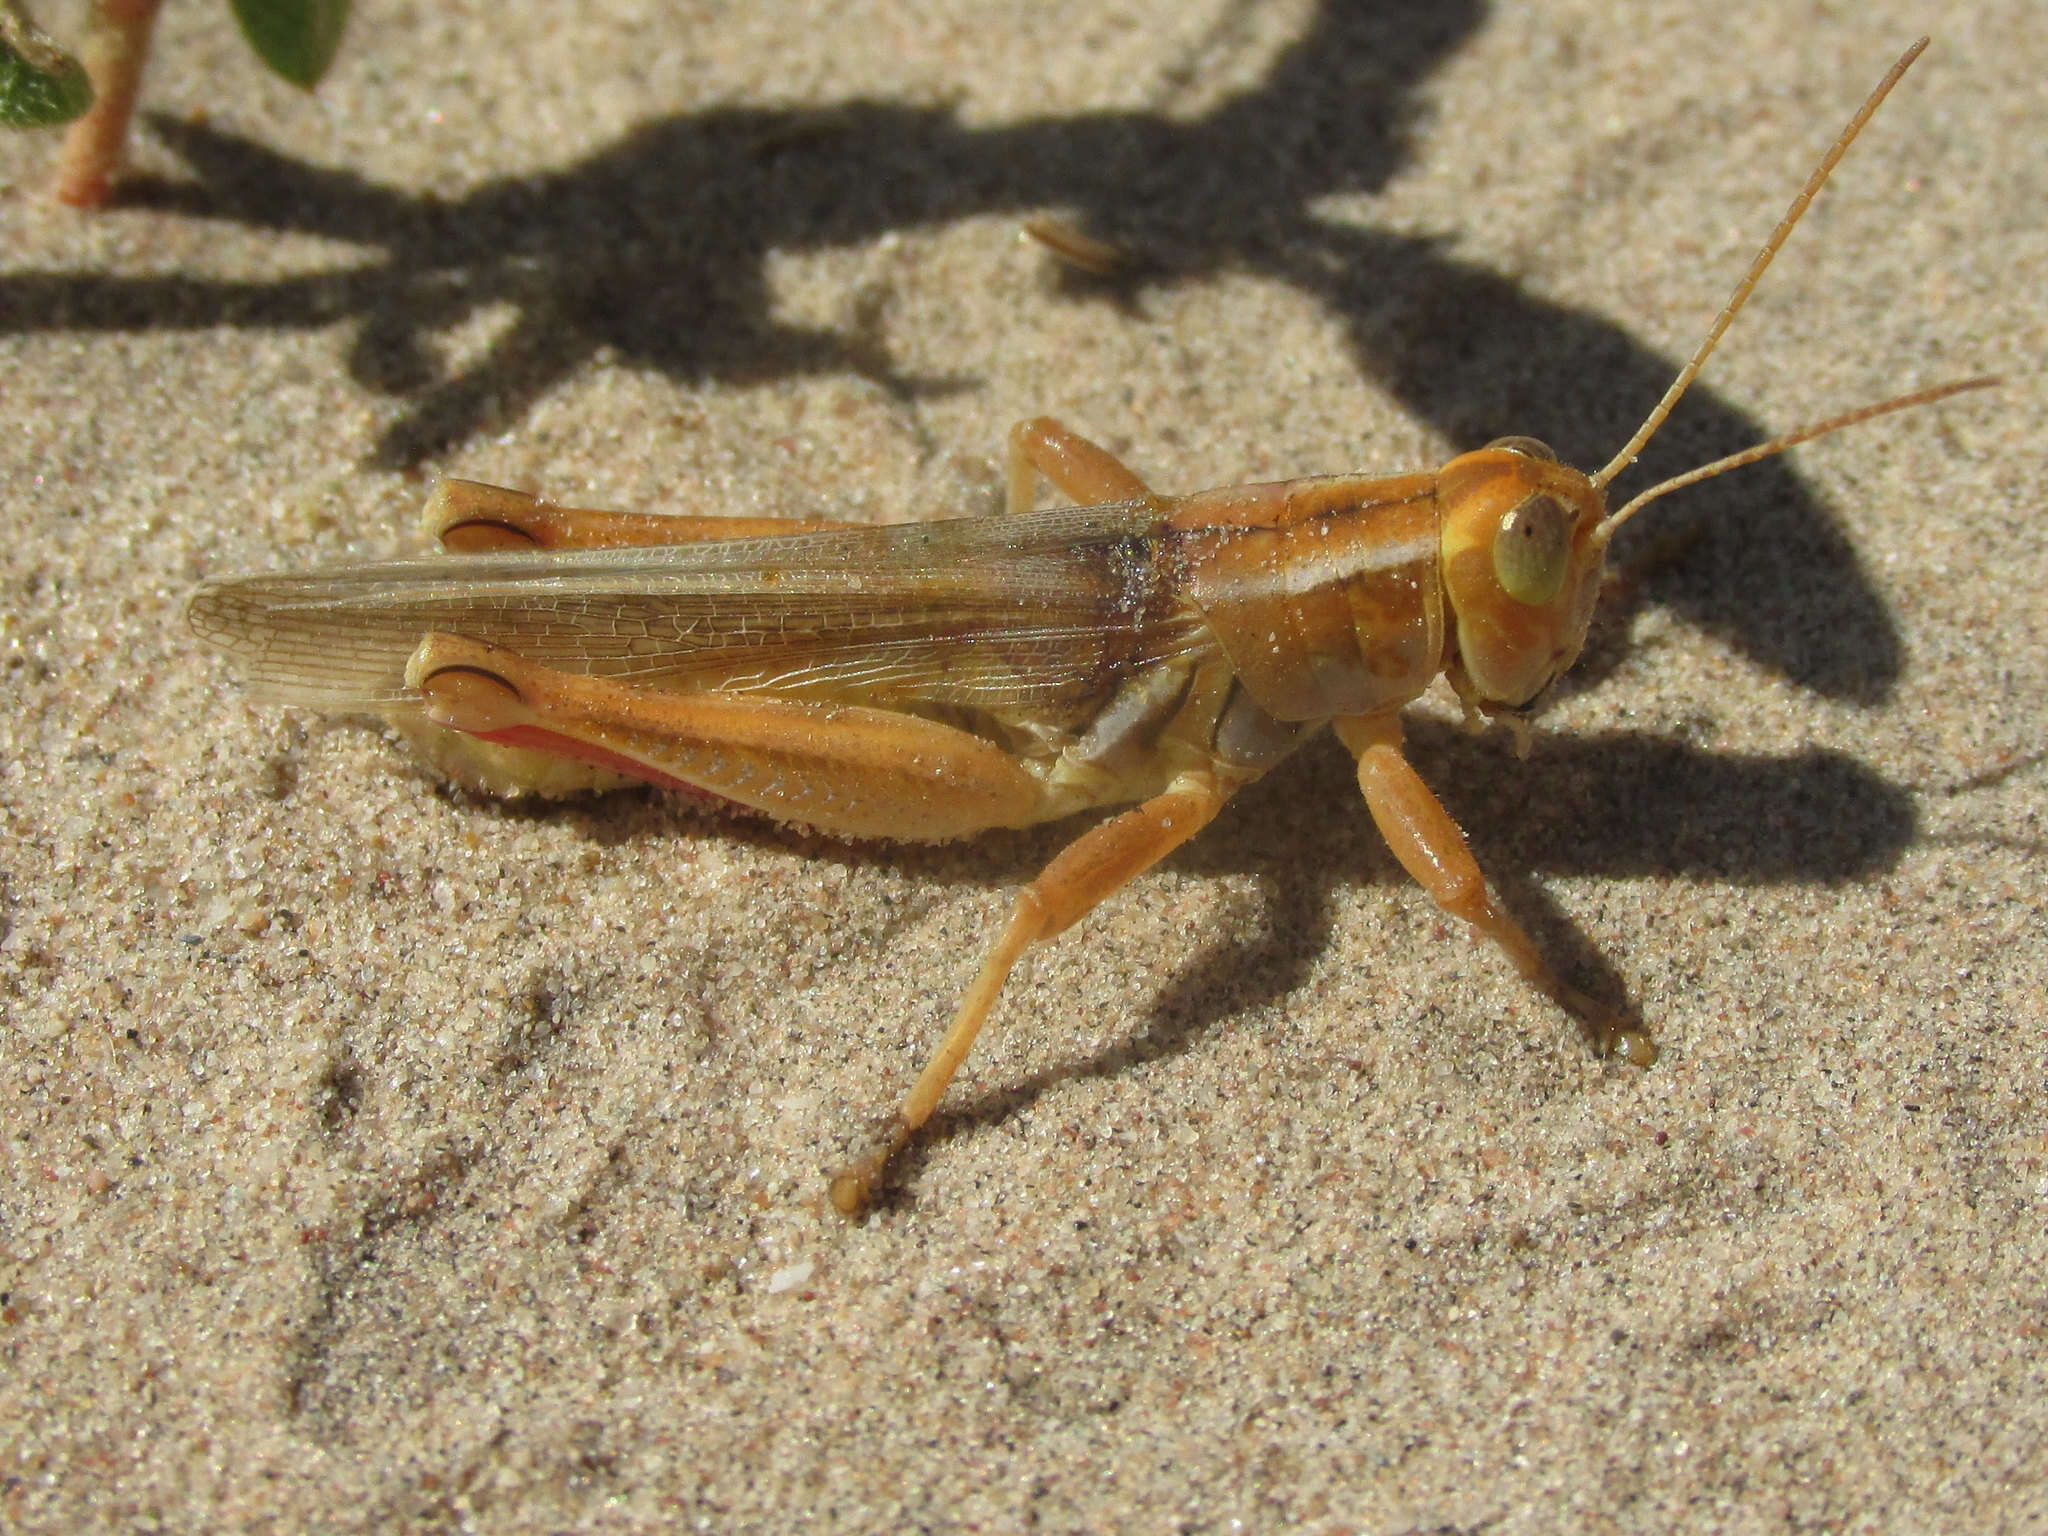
1482,435,1557,462
1493,493,1571,606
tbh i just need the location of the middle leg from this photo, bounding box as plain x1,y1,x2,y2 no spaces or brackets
1006,417,1160,514
831,766,1236,1213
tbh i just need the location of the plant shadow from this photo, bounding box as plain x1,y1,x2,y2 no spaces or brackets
0,0,1905,700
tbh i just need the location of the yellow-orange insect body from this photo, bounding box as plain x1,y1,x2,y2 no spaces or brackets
188,42,1991,1213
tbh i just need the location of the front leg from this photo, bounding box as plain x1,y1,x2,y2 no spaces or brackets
1333,713,1656,1067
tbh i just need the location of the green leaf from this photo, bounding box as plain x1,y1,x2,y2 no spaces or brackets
229,0,351,89
0,11,93,127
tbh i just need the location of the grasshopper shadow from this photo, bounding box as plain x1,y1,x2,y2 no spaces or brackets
0,0,1906,701
324,672,1917,1204
906,716,1915,1166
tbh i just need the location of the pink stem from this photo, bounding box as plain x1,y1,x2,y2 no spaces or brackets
53,0,165,207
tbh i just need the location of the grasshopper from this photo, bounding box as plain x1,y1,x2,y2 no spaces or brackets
189,42,1991,1213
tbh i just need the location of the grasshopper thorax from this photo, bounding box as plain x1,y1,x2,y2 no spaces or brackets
1435,439,1609,714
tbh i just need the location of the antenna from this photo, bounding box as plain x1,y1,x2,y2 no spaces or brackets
1594,375,1999,541
1590,39,1928,494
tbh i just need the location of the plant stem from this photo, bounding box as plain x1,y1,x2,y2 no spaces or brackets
53,0,163,206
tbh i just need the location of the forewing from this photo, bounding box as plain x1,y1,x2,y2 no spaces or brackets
188,502,1211,721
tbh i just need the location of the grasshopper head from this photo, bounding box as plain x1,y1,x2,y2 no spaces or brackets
1435,438,1609,715
1421,44,1992,732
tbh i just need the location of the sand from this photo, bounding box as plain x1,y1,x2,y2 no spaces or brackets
3,2,2043,1530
